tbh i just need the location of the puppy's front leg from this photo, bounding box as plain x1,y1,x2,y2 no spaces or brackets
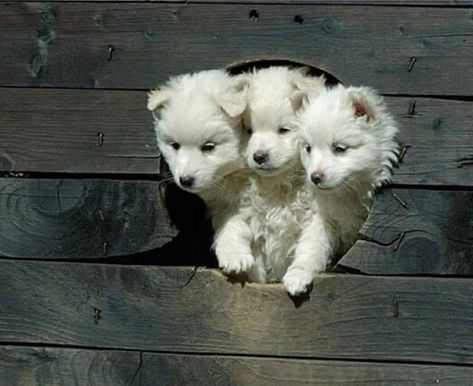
214,214,254,276
283,214,332,296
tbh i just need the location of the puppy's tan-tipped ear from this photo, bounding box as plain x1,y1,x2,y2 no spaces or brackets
147,89,171,120
217,92,247,118
233,73,251,93
347,86,378,122
216,75,250,118
290,71,326,111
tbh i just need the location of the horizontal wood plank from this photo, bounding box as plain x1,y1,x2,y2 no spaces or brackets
0,3,472,95
0,89,158,174
0,178,179,259
0,180,471,270
1,181,471,270
2,88,473,187
32,0,438,3
387,97,473,186
194,0,473,4
2,346,473,386
1,262,473,363
139,353,473,386
0,346,140,386
336,188,473,275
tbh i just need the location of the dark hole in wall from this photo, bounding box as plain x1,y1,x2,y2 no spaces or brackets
137,59,341,268
112,173,217,268
227,59,340,87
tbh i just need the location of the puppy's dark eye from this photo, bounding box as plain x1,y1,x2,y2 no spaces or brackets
278,127,290,134
201,142,216,152
246,128,253,136
305,144,311,153
333,144,347,154
171,142,180,150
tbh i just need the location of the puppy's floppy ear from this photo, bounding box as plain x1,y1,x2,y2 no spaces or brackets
347,86,379,122
147,89,171,120
290,69,326,111
216,74,250,118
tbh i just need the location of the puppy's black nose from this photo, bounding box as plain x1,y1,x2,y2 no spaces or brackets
311,172,324,185
253,152,268,165
179,175,195,188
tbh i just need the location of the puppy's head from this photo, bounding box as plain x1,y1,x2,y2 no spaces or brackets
147,70,247,193
242,67,325,176
298,84,399,192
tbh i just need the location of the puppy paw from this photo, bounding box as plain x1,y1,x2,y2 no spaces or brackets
283,267,314,297
219,254,255,275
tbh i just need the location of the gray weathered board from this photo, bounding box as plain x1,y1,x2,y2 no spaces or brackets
2,0,472,4
2,88,473,186
2,346,473,386
0,3,472,95
1,262,473,364
0,178,177,259
0,89,158,174
336,188,473,275
192,0,473,4
1,180,472,276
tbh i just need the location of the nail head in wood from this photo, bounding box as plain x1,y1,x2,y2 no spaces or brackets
393,193,409,209
393,232,406,252
94,307,101,325
249,10,259,21
398,145,411,163
407,57,417,72
107,45,114,61
97,132,104,147
392,300,399,318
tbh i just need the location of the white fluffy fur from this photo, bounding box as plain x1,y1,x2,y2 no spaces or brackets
289,84,400,295
147,70,253,273
148,69,398,298
148,70,247,194
217,67,327,286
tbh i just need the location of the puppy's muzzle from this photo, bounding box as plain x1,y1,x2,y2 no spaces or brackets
310,172,324,185
253,152,268,165
179,175,195,188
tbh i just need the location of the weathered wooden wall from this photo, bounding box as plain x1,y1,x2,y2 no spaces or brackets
1,0,473,384
1,4,472,95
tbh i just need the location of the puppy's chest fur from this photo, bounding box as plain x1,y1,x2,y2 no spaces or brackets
202,170,252,217
242,174,314,282
317,189,370,255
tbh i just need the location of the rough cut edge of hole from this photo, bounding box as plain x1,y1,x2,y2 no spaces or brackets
152,58,342,268
225,58,341,86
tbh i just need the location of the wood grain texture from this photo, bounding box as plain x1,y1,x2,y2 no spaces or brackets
0,346,140,386
139,353,473,386
0,178,178,259
2,1,472,4
2,346,473,386
193,0,473,4
336,188,473,275
2,87,473,187
0,88,158,174
387,97,473,186
0,3,472,95
1,262,473,363
0,180,471,269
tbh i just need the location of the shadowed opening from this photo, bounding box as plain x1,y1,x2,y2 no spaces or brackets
227,58,340,86
144,59,342,269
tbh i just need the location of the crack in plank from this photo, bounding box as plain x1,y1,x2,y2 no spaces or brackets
128,351,143,385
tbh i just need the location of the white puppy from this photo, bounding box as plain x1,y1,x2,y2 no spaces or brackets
147,70,252,273
288,84,399,295
222,67,326,285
